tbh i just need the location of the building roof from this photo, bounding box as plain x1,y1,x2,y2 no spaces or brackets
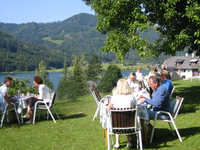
163,56,200,70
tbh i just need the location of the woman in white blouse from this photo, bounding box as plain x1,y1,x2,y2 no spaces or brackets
108,79,136,148
24,76,51,123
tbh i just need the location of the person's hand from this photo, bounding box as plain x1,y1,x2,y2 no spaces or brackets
137,98,145,104
108,104,113,110
34,94,38,99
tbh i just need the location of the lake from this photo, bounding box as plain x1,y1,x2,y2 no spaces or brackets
0,72,63,90
0,71,148,90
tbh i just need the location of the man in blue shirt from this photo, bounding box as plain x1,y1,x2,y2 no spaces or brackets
160,71,173,95
138,76,170,119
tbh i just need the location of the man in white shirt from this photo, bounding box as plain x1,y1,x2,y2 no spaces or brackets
136,67,143,81
127,72,140,93
0,77,13,111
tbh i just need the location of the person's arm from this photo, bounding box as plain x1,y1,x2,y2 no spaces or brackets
2,93,12,106
144,86,167,107
37,85,44,100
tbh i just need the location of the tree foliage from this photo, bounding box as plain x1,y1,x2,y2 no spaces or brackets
84,0,200,58
98,64,122,92
8,78,37,97
57,56,88,100
0,30,64,72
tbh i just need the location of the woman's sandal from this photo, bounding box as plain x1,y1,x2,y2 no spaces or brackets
22,114,30,119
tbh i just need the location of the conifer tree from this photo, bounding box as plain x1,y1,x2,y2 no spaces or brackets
72,56,87,96
87,54,102,81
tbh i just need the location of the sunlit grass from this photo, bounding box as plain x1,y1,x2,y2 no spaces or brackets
0,80,200,150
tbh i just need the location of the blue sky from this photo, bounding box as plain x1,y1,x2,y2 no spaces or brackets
0,0,94,24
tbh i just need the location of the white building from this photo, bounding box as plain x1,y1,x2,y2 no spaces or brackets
163,55,200,79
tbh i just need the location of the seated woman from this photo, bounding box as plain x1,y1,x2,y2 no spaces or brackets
24,76,52,123
108,79,136,148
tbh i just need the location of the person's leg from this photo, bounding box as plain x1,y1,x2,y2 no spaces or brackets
114,134,120,148
127,135,133,148
147,109,157,120
24,97,37,119
27,98,39,123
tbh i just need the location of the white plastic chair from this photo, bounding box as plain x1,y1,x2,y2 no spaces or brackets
32,92,59,124
0,103,20,128
170,86,175,97
89,88,112,120
150,97,184,143
107,107,143,150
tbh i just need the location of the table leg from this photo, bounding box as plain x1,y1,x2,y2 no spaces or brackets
102,129,107,146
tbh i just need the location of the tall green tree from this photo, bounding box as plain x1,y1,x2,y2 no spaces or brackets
72,56,88,96
87,54,102,81
84,0,200,58
98,64,122,92
35,60,53,89
57,56,88,100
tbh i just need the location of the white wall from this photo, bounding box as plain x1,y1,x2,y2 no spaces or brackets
178,69,193,79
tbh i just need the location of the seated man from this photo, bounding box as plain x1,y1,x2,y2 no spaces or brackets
0,77,15,111
127,72,139,93
160,70,173,95
138,76,170,120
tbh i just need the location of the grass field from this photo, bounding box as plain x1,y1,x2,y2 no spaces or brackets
0,79,200,150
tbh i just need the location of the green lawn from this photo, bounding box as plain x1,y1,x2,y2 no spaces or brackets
0,79,200,150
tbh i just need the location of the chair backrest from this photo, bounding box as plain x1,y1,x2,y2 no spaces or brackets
89,87,101,105
170,86,175,97
49,92,56,108
109,107,137,134
170,97,184,119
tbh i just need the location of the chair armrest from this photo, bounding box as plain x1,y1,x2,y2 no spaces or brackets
155,111,173,120
35,100,46,106
156,111,171,116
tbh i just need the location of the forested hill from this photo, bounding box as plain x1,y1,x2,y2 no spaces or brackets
0,30,63,72
0,13,165,72
0,13,105,55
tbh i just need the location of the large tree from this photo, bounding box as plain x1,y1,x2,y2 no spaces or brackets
84,0,200,59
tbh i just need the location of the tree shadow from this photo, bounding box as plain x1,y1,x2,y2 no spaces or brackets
114,127,200,149
145,127,200,149
33,111,86,122
171,84,200,113
63,112,87,119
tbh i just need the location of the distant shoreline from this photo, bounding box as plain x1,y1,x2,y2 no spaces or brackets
0,63,150,74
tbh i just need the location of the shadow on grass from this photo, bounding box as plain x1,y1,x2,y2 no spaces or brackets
65,112,87,119
145,127,200,149
171,84,200,113
33,111,86,122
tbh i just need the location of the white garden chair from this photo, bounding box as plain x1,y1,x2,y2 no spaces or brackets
107,107,143,150
0,103,20,128
170,86,175,97
32,92,59,124
150,97,184,143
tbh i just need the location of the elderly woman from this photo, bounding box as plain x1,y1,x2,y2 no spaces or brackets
108,78,136,148
23,76,51,123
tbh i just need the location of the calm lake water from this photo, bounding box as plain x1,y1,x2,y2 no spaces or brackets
0,71,148,90
0,72,63,90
